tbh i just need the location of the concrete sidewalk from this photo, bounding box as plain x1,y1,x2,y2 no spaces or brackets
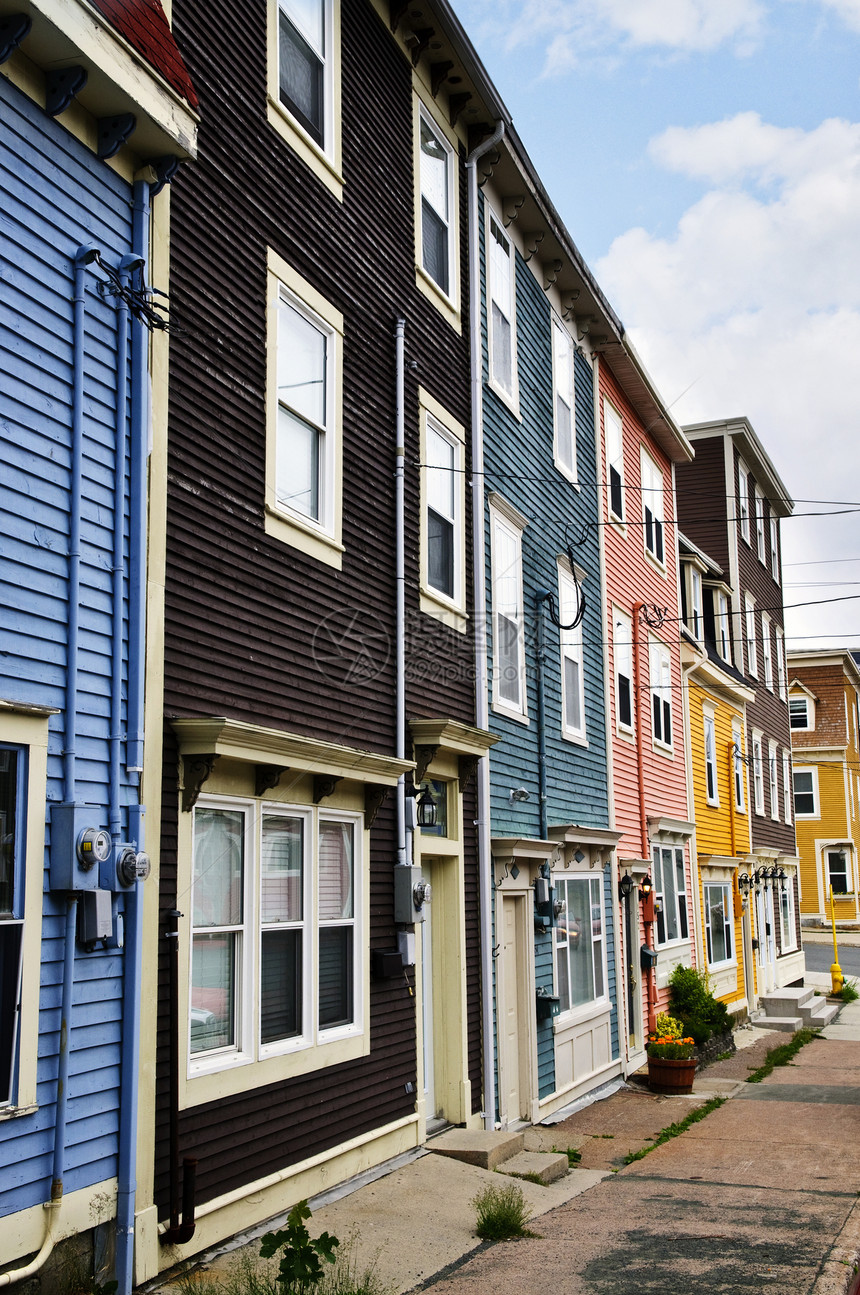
164,1005,860,1295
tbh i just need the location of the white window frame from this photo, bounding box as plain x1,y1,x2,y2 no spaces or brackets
789,694,813,730
486,206,518,411
419,390,467,631
552,317,576,481
733,719,746,813
792,766,819,819
604,398,625,524
715,590,731,663
745,595,757,677
761,613,773,691
704,882,734,969
265,252,344,568
652,844,689,947
188,796,364,1082
490,497,528,723
416,99,458,323
737,456,750,543
614,608,634,734
688,566,704,643
779,874,797,951
704,711,718,806
558,562,586,743
770,515,780,580
640,445,665,568
825,847,852,897
649,637,673,752
768,739,779,820
553,874,607,1017
267,0,343,201
755,487,766,562
775,627,786,700
782,750,792,823
752,730,765,815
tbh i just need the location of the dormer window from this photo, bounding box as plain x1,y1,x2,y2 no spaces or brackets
686,566,703,641
789,695,814,730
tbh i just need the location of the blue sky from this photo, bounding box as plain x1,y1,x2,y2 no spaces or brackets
455,0,860,651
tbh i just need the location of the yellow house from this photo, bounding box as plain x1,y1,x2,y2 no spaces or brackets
788,650,860,925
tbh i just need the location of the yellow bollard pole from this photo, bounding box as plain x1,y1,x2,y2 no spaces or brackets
830,885,844,995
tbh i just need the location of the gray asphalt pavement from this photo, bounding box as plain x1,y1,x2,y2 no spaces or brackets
804,942,860,977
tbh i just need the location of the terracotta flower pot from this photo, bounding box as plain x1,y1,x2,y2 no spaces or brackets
647,1055,697,1095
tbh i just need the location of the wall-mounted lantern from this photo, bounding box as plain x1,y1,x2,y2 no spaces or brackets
619,872,635,901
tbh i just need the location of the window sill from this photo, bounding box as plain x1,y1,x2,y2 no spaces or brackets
643,548,668,578
608,515,626,532
706,797,720,809
486,375,521,421
183,1029,367,1108
415,265,461,334
265,505,344,570
561,729,588,748
553,459,580,488
419,587,468,634
266,96,344,202
492,697,529,726
554,998,610,1033
0,1103,38,1122
652,740,674,758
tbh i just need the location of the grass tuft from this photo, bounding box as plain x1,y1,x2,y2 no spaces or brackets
471,1182,536,1241
171,1229,392,1295
623,1097,726,1164
552,1145,582,1166
836,979,859,1004
746,1028,819,1083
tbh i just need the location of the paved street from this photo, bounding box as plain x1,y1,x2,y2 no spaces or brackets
804,942,860,978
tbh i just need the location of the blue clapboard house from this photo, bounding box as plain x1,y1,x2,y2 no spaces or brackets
0,7,195,1288
474,135,625,1124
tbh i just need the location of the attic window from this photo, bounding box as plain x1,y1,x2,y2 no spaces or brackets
789,696,812,730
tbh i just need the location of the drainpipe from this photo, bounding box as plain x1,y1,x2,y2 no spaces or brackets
114,182,152,1295
534,596,549,840
395,319,407,870
109,264,131,850
467,119,504,1130
632,601,656,1032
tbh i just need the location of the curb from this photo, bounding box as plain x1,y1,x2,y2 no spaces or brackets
812,1196,860,1295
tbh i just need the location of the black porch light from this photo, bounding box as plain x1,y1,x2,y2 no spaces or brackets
738,872,752,901
619,872,635,900
639,874,653,898
416,786,438,829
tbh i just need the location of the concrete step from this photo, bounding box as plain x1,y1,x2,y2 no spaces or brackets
802,998,840,1028
759,987,814,1016
497,1150,569,1186
752,1014,803,1032
429,1129,525,1172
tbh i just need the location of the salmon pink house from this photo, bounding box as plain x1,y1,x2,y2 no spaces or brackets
595,350,695,1070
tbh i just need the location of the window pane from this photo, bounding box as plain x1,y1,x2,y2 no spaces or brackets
563,879,596,1008
829,852,849,893
707,887,729,963
277,407,320,520
490,220,511,314
193,809,244,928
279,12,324,144
319,927,353,1027
793,772,814,815
498,614,521,704
278,302,326,428
426,429,455,518
420,120,448,218
191,933,235,1053
618,675,632,728
556,395,573,470
428,510,454,597
262,815,303,923
261,929,302,1043
0,749,18,917
556,942,570,1015
491,304,512,393
676,850,688,940
421,200,449,294
0,924,22,1102
282,0,323,54
659,847,679,942
319,821,353,920
564,656,582,731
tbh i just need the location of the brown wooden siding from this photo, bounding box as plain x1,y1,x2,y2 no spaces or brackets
159,0,482,1214
675,435,730,578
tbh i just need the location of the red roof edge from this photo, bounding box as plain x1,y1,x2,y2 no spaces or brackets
88,0,198,110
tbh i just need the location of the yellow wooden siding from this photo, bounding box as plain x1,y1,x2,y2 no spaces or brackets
689,683,750,857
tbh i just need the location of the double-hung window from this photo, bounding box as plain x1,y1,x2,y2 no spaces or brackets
752,731,764,814
768,739,779,820
733,719,745,812
604,399,625,522
792,768,817,817
425,420,458,602
614,609,633,731
704,713,718,805
0,746,24,1105
770,515,780,580
744,596,757,677
558,563,585,741
652,845,688,945
278,0,330,149
714,590,731,662
190,800,361,1071
419,108,454,300
704,883,733,967
775,627,786,700
789,696,811,729
488,212,516,402
554,875,605,1014
755,488,766,562
649,639,672,749
782,751,792,822
761,613,773,690
491,502,526,718
780,876,797,951
689,568,704,642
737,457,750,543
553,319,575,478
640,447,665,565
827,849,851,896
267,254,344,568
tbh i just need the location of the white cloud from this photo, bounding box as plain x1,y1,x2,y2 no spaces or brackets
596,112,860,645
814,0,860,33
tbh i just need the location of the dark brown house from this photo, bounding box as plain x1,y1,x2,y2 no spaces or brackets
134,0,503,1273
676,417,803,999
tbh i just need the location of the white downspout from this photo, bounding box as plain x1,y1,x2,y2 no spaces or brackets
467,120,504,1131
395,318,407,870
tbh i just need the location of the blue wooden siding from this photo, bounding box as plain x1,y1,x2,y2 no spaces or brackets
0,75,136,1216
479,204,616,1104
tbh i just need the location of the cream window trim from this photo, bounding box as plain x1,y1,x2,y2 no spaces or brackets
413,84,461,334
418,388,468,633
266,0,344,202
0,707,51,1114
793,765,819,820
180,778,370,1108
264,250,344,569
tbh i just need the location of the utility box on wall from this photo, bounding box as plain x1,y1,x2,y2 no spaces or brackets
50,804,110,891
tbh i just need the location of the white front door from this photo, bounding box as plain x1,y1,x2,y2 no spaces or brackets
755,886,776,992
501,895,530,1124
